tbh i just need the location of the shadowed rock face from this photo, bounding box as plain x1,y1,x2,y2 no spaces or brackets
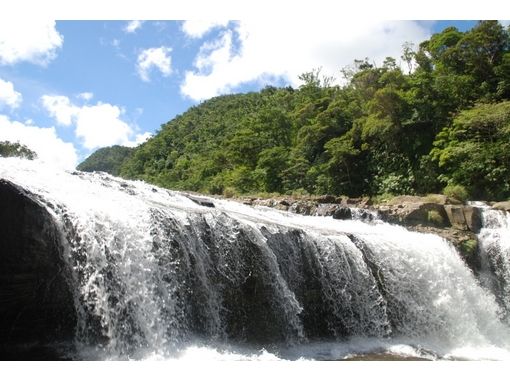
0,180,76,359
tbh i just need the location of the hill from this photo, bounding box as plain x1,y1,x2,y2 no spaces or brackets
77,145,134,176
80,21,510,201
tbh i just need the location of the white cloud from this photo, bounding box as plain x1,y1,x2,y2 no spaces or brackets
124,20,144,33
500,20,510,28
181,20,230,39
137,47,173,82
0,19,63,65
41,95,77,126
0,114,78,170
0,78,22,109
180,20,431,101
41,94,143,150
124,131,152,147
74,103,133,150
77,92,94,102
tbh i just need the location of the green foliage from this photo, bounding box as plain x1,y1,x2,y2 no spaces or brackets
442,184,469,202
73,21,510,201
427,210,445,226
459,239,478,258
432,101,510,200
77,145,134,176
0,141,37,160
222,187,238,198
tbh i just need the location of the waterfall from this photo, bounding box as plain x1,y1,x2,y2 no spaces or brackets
477,204,510,323
1,157,510,360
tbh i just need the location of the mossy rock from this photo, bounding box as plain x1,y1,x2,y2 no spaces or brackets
458,238,480,272
427,210,445,227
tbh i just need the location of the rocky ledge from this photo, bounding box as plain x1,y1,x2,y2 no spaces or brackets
237,194,490,273
0,179,77,359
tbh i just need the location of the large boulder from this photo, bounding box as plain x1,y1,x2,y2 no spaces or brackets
493,201,510,212
443,205,482,233
377,201,450,228
0,180,76,359
332,207,352,220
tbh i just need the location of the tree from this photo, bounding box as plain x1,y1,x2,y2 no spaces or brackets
431,101,510,200
0,141,37,160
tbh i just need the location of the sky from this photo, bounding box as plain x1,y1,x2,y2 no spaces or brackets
0,17,504,170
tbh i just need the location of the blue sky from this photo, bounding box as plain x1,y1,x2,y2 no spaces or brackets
0,19,502,169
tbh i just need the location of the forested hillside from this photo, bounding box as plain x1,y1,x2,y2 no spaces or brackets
80,21,510,201
77,145,134,176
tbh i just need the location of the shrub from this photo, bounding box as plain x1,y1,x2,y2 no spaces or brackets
443,184,469,202
223,187,238,198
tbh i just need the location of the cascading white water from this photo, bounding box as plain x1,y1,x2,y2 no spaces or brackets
477,204,510,324
2,157,510,360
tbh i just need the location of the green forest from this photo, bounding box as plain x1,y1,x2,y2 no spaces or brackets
79,21,510,201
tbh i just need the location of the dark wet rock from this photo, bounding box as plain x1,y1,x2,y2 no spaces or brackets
332,207,352,220
0,179,77,358
187,195,215,208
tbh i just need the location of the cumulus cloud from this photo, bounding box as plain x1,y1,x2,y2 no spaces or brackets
41,95,144,150
74,103,134,150
181,20,230,39
41,95,77,126
124,20,144,33
137,47,173,82
0,114,78,170
0,19,63,65
0,78,22,109
180,20,431,101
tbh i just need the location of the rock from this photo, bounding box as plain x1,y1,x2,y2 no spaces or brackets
288,201,316,215
315,204,338,217
444,205,482,233
493,201,510,212
187,195,215,208
444,205,469,230
332,207,352,220
345,197,372,207
0,180,76,357
380,201,450,228
463,206,482,233
316,195,337,204
274,203,289,211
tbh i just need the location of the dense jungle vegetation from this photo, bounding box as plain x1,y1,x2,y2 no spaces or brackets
79,21,510,201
